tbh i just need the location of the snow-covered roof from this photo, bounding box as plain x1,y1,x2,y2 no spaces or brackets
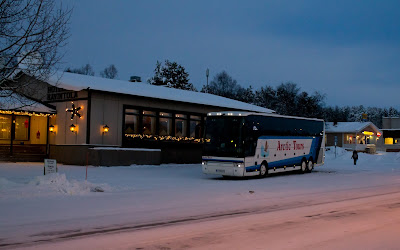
207,111,324,121
325,122,381,133
47,72,274,113
0,91,55,114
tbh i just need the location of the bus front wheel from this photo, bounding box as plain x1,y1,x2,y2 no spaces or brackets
260,163,268,177
300,160,307,174
307,159,314,173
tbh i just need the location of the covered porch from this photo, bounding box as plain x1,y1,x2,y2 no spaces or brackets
0,92,56,161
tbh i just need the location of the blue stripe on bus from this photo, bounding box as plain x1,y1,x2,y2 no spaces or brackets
245,154,313,172
202,159,244,163
245,165,260,172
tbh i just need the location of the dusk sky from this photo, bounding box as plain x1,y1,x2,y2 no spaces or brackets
63,0,400,109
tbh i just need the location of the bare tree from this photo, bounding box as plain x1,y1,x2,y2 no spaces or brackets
0,0,71,105
201,71,240,99
65,64,95,76
100,64,118,79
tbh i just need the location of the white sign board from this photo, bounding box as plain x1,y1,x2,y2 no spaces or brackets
44,159,57,175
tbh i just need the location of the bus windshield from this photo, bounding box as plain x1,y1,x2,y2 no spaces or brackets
203,116,244,157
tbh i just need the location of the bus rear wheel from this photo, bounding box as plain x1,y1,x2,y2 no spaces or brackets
259,163,268,177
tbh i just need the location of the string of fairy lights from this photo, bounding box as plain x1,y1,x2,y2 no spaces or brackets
0,110,55,117
125,133,210,143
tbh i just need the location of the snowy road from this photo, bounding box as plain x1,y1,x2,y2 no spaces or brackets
1,148,400,249
18,182,400,250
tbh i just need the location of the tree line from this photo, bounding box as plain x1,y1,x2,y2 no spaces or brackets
146,60,398,127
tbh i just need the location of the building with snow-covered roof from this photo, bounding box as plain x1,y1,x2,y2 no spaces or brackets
0,91,56,161
10,72,274,165
380,117,400,152
325,121,382,152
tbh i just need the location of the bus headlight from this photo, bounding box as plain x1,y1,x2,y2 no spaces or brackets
202,161,207,166
234,163,244,168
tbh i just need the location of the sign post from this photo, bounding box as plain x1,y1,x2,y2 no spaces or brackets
334,136,338,158
44,159,57,175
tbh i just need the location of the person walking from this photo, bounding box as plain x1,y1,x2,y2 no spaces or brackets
351,150,358,165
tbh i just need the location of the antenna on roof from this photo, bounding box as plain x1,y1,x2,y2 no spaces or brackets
129,76,141,82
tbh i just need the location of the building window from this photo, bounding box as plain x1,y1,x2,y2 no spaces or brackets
345,134,354,144
15,116,29,140
123,106,205,143
385,138,393,145
159,112,172,136
0,115,30,141
385,137,399,145
125,109,139,135
175,114,187,137
0,114,11,140
143,110,156,135
190,115,202,138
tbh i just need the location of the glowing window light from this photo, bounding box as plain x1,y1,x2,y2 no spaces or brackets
385,138,393,144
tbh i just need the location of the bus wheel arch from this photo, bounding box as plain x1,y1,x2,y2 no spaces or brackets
259,161,268,177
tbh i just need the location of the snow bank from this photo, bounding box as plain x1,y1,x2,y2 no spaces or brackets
325,146,348,159
0,173,111,199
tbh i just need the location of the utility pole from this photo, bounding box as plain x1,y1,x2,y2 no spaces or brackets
206,68,209,93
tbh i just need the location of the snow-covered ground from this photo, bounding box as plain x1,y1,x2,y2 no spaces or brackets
1,147,400,249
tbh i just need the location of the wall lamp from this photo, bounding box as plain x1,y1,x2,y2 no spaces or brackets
49,125,55,133
103,125,110,133
70,124,76,133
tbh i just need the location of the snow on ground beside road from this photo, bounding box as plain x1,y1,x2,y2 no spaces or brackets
0,148,400,246
0,148,399,199
0,172,112,199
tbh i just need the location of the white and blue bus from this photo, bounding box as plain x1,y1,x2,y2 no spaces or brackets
202,112,325,177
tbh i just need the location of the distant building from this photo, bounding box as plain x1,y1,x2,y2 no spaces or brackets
5,71,274,165
325,121,382,152
380,117,400,152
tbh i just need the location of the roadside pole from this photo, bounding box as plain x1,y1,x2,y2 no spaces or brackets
86,151,89,180
334,136,337,158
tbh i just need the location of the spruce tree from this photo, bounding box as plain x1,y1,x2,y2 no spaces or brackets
148,60,196,91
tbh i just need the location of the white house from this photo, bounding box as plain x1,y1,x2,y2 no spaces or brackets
325,121,382,152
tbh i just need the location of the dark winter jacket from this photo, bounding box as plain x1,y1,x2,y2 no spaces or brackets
351,151,358,160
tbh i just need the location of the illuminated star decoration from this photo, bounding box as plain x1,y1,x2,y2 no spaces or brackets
66,102,82,120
